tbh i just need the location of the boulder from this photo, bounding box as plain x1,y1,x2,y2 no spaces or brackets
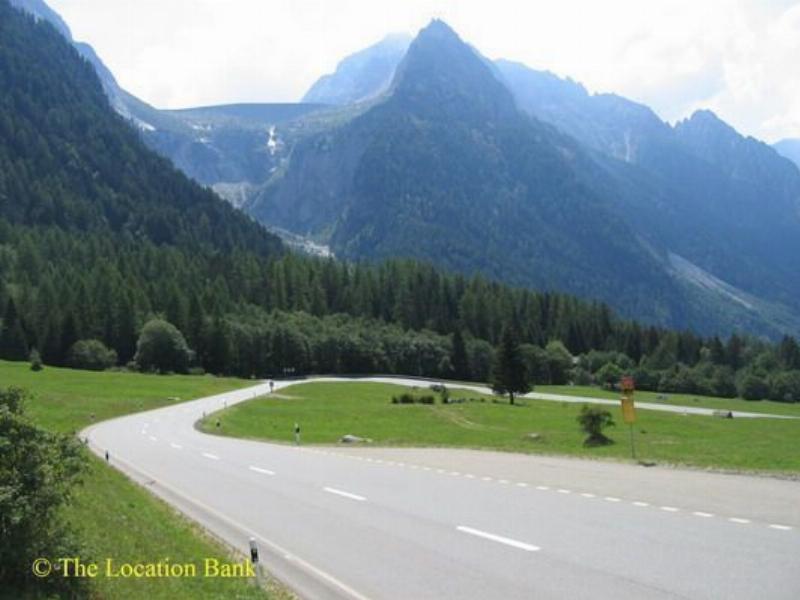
339,434,372,444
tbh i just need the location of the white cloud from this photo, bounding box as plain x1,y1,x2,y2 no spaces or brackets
46,0,800,141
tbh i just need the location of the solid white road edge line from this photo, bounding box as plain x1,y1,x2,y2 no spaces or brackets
249,466,276,476
324,487,367,502
456,526,540,552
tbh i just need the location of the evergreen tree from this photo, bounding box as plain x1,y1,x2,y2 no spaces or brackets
0,298,28,360
451,329,469,380
778,336,800,370
491,326,530,404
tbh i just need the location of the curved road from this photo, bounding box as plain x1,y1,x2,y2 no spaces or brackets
83,377,800,600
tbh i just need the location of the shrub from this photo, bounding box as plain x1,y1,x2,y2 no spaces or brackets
391,393,436,405
595,362,623,388
737,372,769,401
67,339,117,371
577,405,615,447
767,371,800,403
29,348,43,372
0,388,87,597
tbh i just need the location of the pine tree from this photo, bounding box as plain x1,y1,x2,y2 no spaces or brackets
0,298,29,361
451,329,469,380
491,326,530,405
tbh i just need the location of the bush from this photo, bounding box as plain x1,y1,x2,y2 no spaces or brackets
595,362,623,388
737,372,769,401
0,387,87,597
768,371,800,403
67,339,117,371
577,405,615,447
29,348,43,372
134,319,193,374
391,393,436,405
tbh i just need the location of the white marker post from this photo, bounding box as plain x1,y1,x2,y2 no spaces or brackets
294,423,300,446
249,537,259,563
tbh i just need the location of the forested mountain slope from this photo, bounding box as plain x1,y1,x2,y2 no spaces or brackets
247,20,800,337
1,1,799,403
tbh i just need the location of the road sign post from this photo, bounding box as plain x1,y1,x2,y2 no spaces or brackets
620,377,637,460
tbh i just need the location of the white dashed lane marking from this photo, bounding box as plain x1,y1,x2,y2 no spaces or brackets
202,452,220,460
457,526,540,552
336,455,790,533
249,466,275,476
324,487,367,502
170,443,182,449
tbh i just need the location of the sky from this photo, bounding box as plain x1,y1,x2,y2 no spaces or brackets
47,0,800,142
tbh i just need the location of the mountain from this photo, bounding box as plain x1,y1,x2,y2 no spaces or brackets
774,138,800,170
8,0,331,203
302,34,411,105
249,21,686,324
8,0,800,410
494,60,800,327
495,59,674,163
0,0,281,254
17,0,799,337
241,20,800,337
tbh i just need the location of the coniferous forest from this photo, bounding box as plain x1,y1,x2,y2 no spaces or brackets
1,0,800,402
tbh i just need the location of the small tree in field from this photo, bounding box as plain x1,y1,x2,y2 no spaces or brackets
491,326,530,405
29,348,43,372
134,319,192,373
577,405,615,446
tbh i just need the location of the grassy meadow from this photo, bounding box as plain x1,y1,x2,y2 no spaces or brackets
200,381,800,474
1,360,287,600
535,384,800,417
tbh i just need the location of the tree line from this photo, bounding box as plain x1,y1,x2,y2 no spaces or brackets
1,223,799,401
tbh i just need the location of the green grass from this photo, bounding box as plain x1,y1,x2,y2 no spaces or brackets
63,457,273,600
201,381,800,474
536,385,800,417
0,360,252,433
0,360,288,600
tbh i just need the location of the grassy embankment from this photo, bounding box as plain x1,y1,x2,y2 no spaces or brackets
0,360,292,600
200,381,800,474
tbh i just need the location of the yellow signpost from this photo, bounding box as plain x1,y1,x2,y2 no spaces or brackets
620,376,637,459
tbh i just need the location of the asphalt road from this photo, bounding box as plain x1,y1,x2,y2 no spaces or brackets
83,377,800,600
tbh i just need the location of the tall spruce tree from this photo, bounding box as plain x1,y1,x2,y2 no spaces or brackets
0,298,28,360
451,329,469,380
491,326,530,405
